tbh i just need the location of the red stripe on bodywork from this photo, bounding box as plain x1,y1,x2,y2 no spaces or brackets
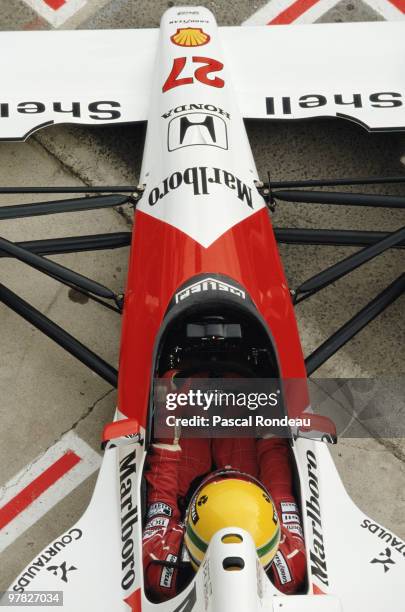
268,0,321,24
0,451,81,529
44,0,66,10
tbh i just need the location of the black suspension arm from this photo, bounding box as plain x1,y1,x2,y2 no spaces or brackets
273,228,405,249
305,274,405,376
4,230,403,256
296,226,405,298
0,236,116,300
0,194,131,220
0,233,132,258
273,190,405,209
0,284,118,387
271,176,405,189
0,186,136,194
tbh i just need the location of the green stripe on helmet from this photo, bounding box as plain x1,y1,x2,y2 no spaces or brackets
257,525,280,558
187,546,202,568
186,523,208,553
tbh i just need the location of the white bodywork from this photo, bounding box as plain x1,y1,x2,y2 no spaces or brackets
4,434,404,611
137,6,264,247
1,7,404,612
1,19,405,139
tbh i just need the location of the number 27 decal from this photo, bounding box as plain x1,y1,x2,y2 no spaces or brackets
162,56,225,93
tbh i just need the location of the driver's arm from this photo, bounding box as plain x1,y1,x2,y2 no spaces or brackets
258,437,307,594
143,443,185,602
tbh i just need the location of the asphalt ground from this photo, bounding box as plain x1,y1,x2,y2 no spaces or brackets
0,0,404,592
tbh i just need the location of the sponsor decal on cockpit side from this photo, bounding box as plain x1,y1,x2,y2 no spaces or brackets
361,518,405,572
305,450,329,586
119,449,138,591
360,519,405,556
12,528,82,592
370,548,396,573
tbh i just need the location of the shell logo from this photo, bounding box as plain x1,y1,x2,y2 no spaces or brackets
170,27,211,47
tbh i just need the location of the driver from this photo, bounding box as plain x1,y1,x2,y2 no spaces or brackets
142,372,306,602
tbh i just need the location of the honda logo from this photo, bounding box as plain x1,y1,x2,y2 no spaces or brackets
167,112,228,151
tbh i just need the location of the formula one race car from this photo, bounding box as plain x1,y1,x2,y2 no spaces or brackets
0,6,404,612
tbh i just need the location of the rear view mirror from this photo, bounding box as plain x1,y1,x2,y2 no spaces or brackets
294,413,337,444
101,418,141,449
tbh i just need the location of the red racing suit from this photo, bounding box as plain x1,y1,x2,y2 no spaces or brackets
143,436,306,601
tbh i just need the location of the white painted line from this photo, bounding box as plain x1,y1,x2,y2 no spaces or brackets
243,0,303,25
242,0,339,25
292,0,348,24
363,0,405,19
243,0,405,25
22,0,87,27
0,431,101,554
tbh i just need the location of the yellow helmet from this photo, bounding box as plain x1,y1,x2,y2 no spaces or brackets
184,470,280,570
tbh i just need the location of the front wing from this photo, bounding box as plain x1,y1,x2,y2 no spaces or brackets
1,21,405,140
